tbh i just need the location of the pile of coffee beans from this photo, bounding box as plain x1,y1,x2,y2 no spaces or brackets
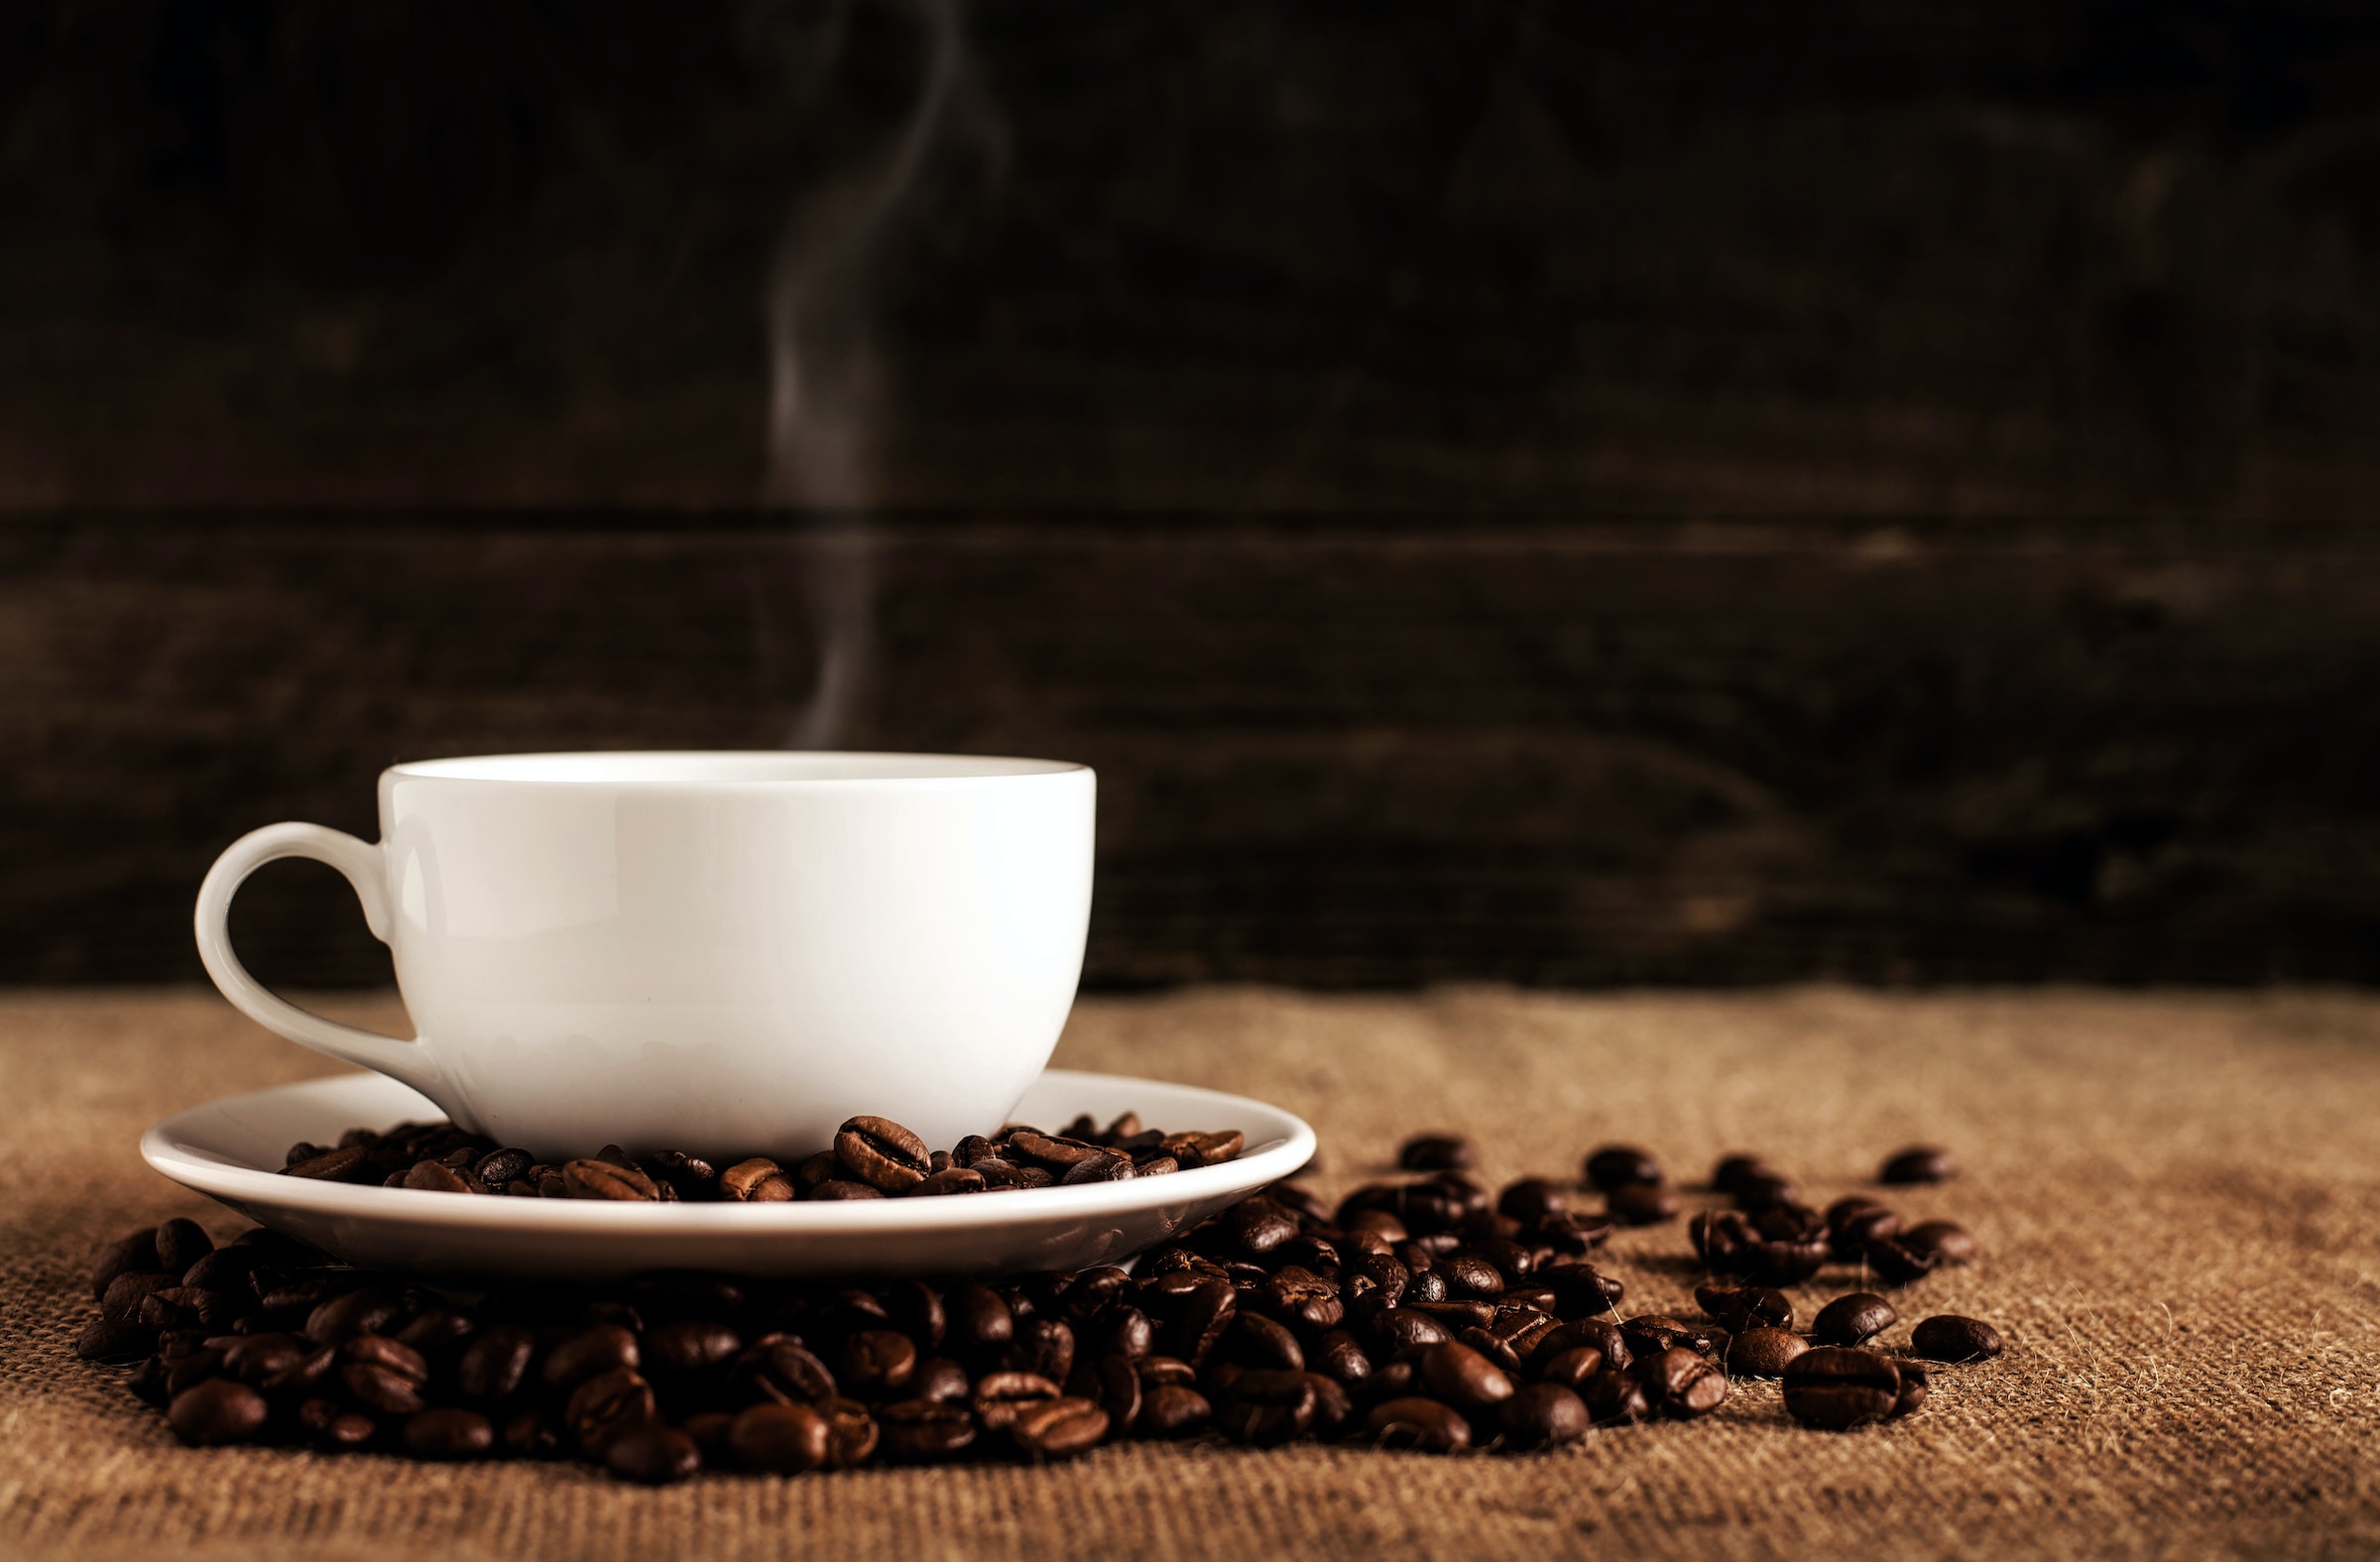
75,1130,2004,1479
279,1113,1247,1200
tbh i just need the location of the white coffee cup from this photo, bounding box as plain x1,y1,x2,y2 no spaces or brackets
194,752,1095,1161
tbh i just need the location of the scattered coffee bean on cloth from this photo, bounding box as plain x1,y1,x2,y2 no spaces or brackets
278,1113,1248,1200
79,1136,2005,1480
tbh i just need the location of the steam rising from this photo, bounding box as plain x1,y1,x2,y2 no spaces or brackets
761,0,987,750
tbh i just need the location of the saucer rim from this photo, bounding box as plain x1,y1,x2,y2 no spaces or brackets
141,1067,1316,1234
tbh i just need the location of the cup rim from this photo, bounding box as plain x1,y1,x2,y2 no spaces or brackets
383,750,1090,786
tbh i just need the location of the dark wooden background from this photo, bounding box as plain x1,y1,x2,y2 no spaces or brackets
6,3,2380,987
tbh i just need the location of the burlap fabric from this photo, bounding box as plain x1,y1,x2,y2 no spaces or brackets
4,988,2376,1561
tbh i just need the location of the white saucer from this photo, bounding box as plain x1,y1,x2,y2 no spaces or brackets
141,1070,1316,1283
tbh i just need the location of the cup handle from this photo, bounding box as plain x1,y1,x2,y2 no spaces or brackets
193,822,444,1100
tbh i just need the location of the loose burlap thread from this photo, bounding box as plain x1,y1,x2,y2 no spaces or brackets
3,987,2376,1561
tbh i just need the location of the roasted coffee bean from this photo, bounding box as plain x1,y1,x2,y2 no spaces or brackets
1363,1395,1470,1453
1417,1339,1514,1412
1216,1369,1317,1446
1456,1325,1522,1374
342,1363,428,1415
1400,1263,1450,1305
645,1319,742,1397
140,1286,243,1331
220,1333,305,1382
835,1116,932,1191
285,1145,372,1182
258,1342,337,1397
1006,1317,1076,1384
953,1282,1014,1356
1533,1208,1615,1256
1727,1327,1810,1378
1397,1134,1476,1171
1136,1383,1211,1438
344,1331,427,1380
542,1323,639,1389
1731,1170,1800,1211
1537,1317,1630,1373
90,1229,162,1300
563,1158,660,1201
1439,1253,1506,1299
300,1397,378,1451
592,1423,697,1484
1081,1351,1143,1433
1782,1346,1902,1430
1862,1236,1941,1285
1903,1220,1980,1265
168,1378,269,1445
1745,1239,1832,1287
1011,1395,1109,1460
565,1368,657,1452
1711,1154,1787,1198
1583,1145,1663,1191
1500,1382,1590,1449
1580,1368,1650,1425
1620,1315,1717,1360
738,1337,838,1404
457,1325,536,1403
904,1166,988,1196
1813,1292,1898,1347
472,1147,534,1188
974,1371,1063,1433
838,1329,918,1397
395,1307,475,1362
1880,1144,1957,1184
403,1406,494,1460
809,1179,887,1200
1888,1362,1931,1420
1225,1197,1299,1257
1161,1130,1246,1168
1494,1178,1570,1223
101,1271,180,1322
1059,1151,1135,1184
1606,1183,1682,1226
152,1218,213,1275
1312,1330,1371,1385
1696,1284,1793,1332
1823,1195,1901,1257
305,1287,404,1344
1911,1314,2005,1362
878,1398,978,1462
1542,1262,1625,1319
1534,1345,1606,1390
716,1157,795,1202
126,1355,171,1406
164,1347,227,1399
1089,1304,1154,1362
76,1319,156,1362
1148,1273,1237,1365
502,1410,563,1460
1366,1306,1450,1356
1635,1346,1727,1419
729,1401,831,1473
1689,1209,1760,1272
812,1396,879,1468
402,1159,477,1194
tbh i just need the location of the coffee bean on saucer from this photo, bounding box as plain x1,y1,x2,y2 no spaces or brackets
284,1145,372,1182
1880,1145,1958,1184
562,1159,659,1201
1911,1315,2006,1362
1782,1347,1901,1430
168,1379,269,1445
905,1166,987,1196
835,1117,932,1192
1726,1327,1809,1378
1398,1135,1476,1171
1161,1130,1245,1168
716,1158,793,1202
403,1159,479,1194
1583,1145,1662,1191
1812,1292,1898,1347
808,1179,885,1201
